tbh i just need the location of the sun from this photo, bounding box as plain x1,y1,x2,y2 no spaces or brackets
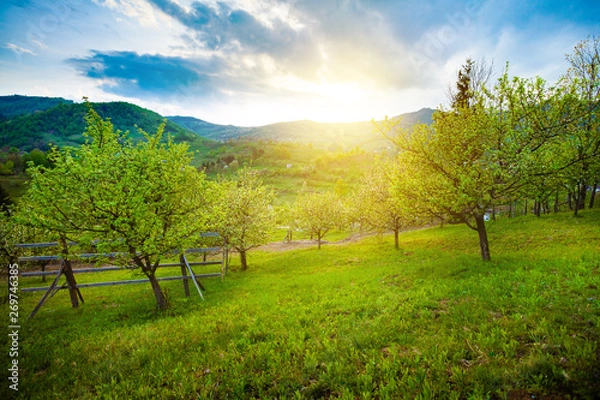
268,74,371,121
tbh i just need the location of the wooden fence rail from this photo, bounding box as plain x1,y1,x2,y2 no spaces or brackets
16,234,226,319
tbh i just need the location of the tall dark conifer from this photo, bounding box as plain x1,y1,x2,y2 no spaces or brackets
451,58,475,109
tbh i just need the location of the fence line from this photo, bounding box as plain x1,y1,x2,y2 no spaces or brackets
16,234,225,319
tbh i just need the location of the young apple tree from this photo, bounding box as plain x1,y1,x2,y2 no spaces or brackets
294,191,345,249
17,103,213,309
212,168,275,271
376,60,566,261
560,37,600,215
355,159,419,249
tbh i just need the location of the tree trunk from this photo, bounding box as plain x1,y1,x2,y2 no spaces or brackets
574,183,586,217
240,250,248,271
394,229,399,250
578,183,587,210
63,259,80,308
554,188,560,214
589,182,597,209
475,214,491,262
59,237,80,308
146,271,168,310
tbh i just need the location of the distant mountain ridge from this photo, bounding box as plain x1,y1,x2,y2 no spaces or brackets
0,95,435,152
167,116,254,140
168,107,435,150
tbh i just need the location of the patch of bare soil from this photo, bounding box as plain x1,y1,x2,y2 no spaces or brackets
258,232,379,252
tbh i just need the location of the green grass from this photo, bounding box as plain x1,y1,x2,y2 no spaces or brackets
2,210,599,399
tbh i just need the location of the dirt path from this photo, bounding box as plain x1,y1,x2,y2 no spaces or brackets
257,232,379,252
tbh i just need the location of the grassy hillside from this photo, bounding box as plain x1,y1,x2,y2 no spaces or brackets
197,139,378,204
1,126,378,206
2,210,599,399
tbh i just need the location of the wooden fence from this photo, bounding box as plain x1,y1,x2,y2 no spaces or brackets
16,233,226,319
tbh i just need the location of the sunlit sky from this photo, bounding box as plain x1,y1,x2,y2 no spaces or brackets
0,0,598,126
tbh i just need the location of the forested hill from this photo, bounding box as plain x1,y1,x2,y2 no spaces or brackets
167,116,253,141
0,98,204,151
0,95,74,118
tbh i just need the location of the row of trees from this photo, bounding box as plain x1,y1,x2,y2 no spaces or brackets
287,37,599,262
0,148,51,174
4,38,598,310
2,103,276,310
286,163,419,251
372,37,599,261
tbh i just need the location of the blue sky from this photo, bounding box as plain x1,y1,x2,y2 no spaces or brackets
0,0,598,126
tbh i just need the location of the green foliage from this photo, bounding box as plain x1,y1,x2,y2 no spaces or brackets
0,160,14,175
293,191,347,249
0,212,50,267
0,100,205,151
559,36,600,214
378,104,500,260
0,150,25,174
22,148,51,168
353,159,422,248
451,57,475,109
0,94,73,118
377,57,586,261
15,103,213,309
0,147,52,175
0,175,29,200
4,210,599,399
211,168,276,270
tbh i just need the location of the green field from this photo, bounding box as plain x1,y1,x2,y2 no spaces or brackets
2,210,600,399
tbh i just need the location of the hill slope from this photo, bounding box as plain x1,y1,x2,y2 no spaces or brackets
7,210,600,399
0,98,205,151
1,95,434,152
169,108,435,150
167,116,253,141
0,94,74,118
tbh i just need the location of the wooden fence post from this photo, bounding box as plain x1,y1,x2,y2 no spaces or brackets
59,236,83,308
179,254,190,297
28,262,65,320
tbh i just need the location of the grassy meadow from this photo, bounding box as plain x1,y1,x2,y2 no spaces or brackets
2,210,600,399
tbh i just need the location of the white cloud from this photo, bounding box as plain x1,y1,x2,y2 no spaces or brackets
2,0,599,126
94,0,173,27
5,43,37,56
